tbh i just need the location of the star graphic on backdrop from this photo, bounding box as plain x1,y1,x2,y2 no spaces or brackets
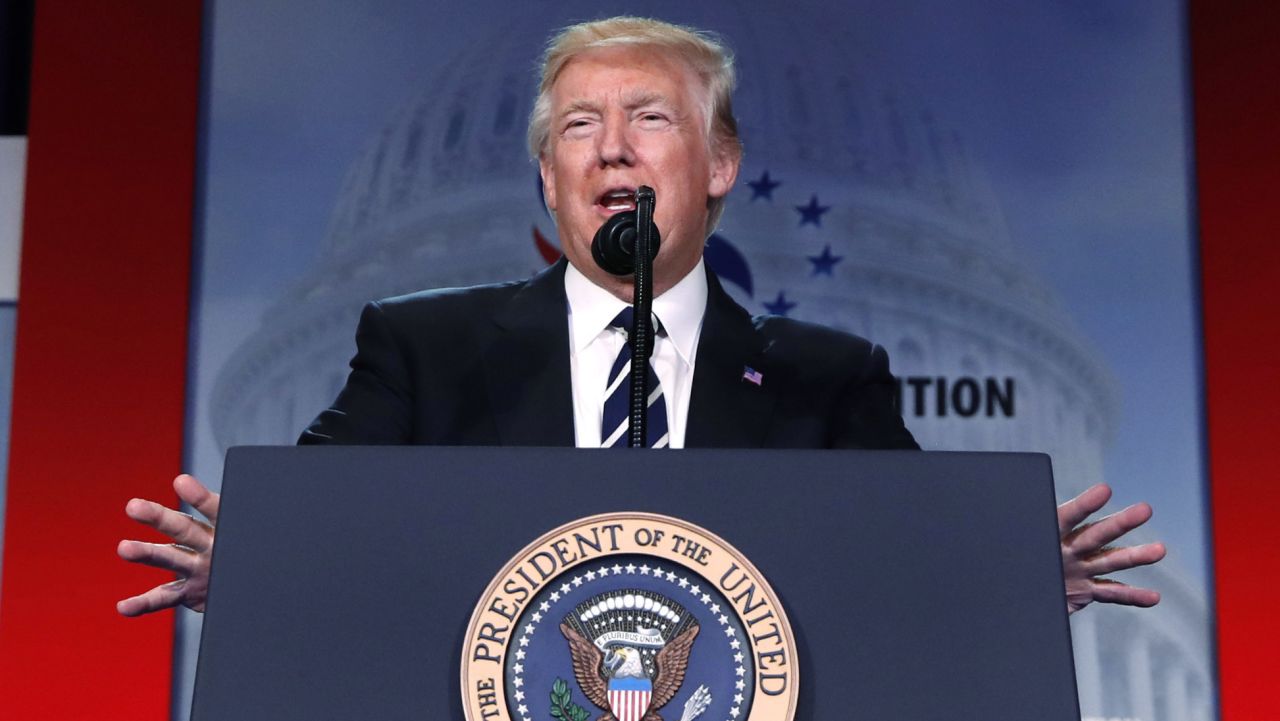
747,170,781,201
763,291,797,316
807,244,843,276
795,194,830,227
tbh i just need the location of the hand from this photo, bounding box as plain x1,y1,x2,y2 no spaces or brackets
1058,483,1166,614
116,474,220,616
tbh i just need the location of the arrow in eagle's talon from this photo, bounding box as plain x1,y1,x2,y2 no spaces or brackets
678,685,712,721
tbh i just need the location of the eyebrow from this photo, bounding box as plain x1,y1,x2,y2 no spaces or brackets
559,100,601,118
621,90,669,110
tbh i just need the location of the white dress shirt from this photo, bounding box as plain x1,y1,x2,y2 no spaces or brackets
565,259,707,448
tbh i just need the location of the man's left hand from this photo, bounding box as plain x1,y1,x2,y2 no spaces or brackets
1058,483,1166,614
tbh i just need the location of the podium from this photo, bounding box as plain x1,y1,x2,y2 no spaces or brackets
192,447,1079,720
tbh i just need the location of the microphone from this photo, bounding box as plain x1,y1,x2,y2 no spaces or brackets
591,188,661,276
590,186,659,448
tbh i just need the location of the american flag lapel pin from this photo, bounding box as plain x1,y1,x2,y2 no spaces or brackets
742,366,764,386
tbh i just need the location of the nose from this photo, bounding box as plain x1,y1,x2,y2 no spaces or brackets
597,112,635,167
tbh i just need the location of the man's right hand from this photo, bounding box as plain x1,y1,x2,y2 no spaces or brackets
116,473,220,616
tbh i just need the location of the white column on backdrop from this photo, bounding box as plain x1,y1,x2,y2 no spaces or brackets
1071,612,1104,715
1125,635,1156,721
1164,662,1190,721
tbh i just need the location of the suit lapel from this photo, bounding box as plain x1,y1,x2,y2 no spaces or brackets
482,259,576,446
481,260,777,448
685,270,779,448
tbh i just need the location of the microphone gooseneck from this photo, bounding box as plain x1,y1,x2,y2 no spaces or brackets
628,186,657,448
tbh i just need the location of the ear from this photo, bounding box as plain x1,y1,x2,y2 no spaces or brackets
707,142,741,200
538,154,557,212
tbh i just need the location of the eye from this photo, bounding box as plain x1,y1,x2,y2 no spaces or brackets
635,111,671,130
561,117,596,138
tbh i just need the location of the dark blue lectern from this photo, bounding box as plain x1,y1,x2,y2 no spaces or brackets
192,447,1079,720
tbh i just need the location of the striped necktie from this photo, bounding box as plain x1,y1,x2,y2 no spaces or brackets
601,307,669,448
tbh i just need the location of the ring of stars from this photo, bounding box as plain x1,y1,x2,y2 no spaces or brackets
508,558,751,721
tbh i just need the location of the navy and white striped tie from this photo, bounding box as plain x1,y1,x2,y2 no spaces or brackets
601,307,669,448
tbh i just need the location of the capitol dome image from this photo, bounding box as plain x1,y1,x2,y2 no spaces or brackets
206,6,1211,718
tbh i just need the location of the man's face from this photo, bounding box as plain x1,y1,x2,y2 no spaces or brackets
539,46,739,301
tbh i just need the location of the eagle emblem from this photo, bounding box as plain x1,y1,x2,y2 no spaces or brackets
560,590,711,721
462,514,799,721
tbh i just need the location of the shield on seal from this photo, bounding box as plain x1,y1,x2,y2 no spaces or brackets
607,677,653,721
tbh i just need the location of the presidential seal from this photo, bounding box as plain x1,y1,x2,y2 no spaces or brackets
462,513,798,721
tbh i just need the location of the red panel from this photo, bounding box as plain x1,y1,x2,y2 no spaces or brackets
0,2,201,719
1192,1,1280,718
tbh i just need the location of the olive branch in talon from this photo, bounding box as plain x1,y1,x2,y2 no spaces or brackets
549,678,591,721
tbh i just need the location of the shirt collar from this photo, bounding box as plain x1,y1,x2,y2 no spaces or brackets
565,258,707,367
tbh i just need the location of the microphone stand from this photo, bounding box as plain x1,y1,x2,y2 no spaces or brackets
628,186,657,448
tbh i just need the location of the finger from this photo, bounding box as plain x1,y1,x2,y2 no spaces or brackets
117,539,200,576
116,579,189,617
1057,483,1111,536
1089,579,1161,607
1066,502,1153,553
174,474,220,524
1082,542,1166,576
125,498,214,552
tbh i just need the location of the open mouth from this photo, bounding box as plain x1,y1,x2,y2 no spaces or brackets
595,187,638,213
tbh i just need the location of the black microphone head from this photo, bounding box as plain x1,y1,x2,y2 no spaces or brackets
591,210,660,276
592,210,638,275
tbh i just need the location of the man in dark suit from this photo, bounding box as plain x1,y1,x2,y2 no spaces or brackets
296,258,916,450
117,16,1163,617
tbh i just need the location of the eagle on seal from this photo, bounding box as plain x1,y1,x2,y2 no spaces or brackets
559,622,703,721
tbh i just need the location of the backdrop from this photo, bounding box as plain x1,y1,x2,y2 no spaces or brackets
182,2,1211,719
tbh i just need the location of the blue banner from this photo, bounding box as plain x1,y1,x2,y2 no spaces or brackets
185,3,1211,719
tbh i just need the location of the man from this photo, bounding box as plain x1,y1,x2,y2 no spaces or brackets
117,17,1164,617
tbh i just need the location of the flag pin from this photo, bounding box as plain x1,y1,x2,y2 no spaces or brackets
742,366,764,386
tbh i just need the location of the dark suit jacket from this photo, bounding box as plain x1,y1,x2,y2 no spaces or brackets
299,259,918,449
